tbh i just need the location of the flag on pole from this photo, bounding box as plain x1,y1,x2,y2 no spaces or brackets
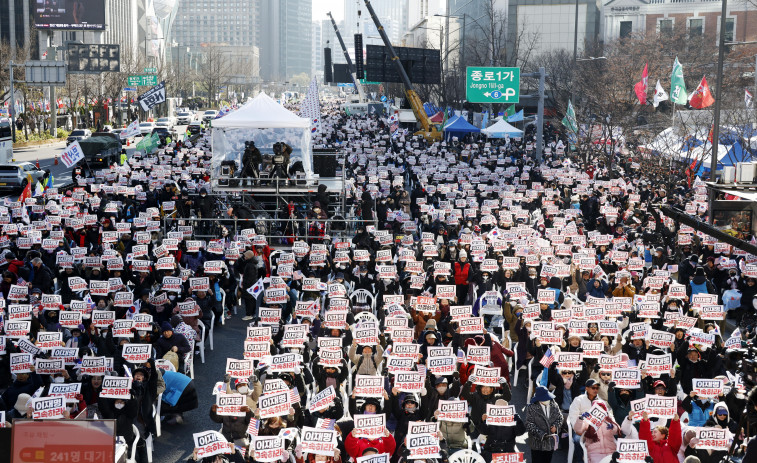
33,182,44,197
670,57,688,105
300,77,321,134
653,80,669,108
689,76,715,109
317,418,336,430
247,277,265,299
746,89,754,108
480,111,489,129
507,110,524,123
633,63,648,105
504,105,516,119
561,100,577,133
540,348,555,368
18,178,32,204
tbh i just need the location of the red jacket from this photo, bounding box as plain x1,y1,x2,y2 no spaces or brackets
640,418,681,463
344,432,396,460
454,262,470,286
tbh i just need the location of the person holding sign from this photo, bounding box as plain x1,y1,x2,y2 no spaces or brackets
461,371,512,430
344,421,396,460
210,401,253,447
639,411,682,463
477,398,526,461
574,402,623,463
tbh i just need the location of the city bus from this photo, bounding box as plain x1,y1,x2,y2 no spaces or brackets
0,119,12,164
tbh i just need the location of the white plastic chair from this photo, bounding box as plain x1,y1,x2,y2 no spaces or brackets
146,433,154,463
512,344,530,388
219,288,226,325
198,323,206,364
209,312,215,350
126,425,141,463
185,351,194,379
448,449,485,463
154,392,163,437
349,289,375,313
353,311,379,327
567,420,575,463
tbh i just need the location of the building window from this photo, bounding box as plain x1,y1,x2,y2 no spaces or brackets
724,17,735,42
689,18,703,38
620,21,633,38
659,19,673,36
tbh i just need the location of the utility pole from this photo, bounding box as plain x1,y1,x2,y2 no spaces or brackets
9,61,15,143
709,0,728,181
537,67,545,163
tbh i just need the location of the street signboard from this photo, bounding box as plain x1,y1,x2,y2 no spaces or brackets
466,67,520,104
127,75,158,87
144,67,157,74
123,87,137,92
24,61,67,85
67,44,120,74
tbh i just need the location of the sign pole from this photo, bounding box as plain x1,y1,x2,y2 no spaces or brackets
9,60,15,143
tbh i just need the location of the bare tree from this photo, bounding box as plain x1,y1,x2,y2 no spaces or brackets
198,45,231,107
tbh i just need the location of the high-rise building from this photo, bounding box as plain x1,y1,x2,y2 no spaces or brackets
507,0,601,57
1,0,34,59
257,0,312,81
312,21,322,80
344,0,409,45
172,0,257,49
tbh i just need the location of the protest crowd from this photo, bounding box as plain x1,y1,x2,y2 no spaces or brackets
2,100,757,463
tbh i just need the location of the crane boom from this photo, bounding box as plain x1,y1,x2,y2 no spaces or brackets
327,12,366,103
361,0,440,141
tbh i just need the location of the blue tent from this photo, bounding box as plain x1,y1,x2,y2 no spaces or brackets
443,115,480,140
718,141,753,167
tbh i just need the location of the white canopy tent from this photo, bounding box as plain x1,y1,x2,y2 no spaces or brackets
481,119,523,138
211,92,313,177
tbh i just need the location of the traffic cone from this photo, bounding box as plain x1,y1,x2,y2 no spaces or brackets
54,154,58,165
126,139,130,147
35,158,40,169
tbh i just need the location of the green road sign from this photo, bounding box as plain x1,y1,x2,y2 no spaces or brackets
127,75,158,86
466,67,520,104
144,67,157,74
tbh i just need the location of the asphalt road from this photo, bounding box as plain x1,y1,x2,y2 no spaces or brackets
149,317,572,462
153,313,247,461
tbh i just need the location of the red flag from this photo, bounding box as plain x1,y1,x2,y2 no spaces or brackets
708,125,714,144
19,179,32,204
633,63,648,105
690,76,715,109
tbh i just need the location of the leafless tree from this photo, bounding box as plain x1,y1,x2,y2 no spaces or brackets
198,45,232,107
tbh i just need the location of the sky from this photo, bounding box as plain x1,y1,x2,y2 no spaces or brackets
312,0,344,22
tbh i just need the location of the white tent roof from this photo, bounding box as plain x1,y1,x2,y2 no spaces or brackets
482,118,523,138
213,92,310,129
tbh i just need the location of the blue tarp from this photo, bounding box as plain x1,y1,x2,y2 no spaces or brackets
443,115,480,140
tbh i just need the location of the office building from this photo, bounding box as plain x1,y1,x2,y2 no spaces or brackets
257,0,312,81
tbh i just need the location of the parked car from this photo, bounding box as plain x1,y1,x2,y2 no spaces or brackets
151,127,172,144
66,129,91,146
0,162,45,192
176,111,193,125
156,117,175,128
187,121,203,135
202,110,218,123
138,122,155,136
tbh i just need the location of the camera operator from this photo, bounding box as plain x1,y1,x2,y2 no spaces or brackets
241,141,262,179
272,142,292,183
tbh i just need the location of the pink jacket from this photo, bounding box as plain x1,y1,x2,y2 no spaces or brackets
574,417,622,463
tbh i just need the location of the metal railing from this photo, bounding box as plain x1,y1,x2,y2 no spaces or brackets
161,215,377,245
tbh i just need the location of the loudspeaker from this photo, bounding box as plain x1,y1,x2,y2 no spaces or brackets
354,34,364,77
324,47,333,83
